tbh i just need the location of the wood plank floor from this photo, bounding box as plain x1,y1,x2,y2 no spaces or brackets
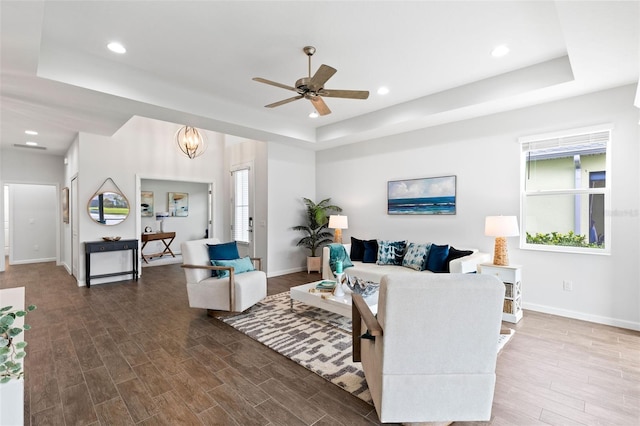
1,261,638,425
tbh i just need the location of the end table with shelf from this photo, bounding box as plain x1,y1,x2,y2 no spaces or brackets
478,263,522,323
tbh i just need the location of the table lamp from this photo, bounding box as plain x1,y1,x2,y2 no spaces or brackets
485,216,519,266
328,215,348,244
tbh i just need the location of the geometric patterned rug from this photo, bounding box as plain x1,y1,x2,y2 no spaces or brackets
220,291,514,405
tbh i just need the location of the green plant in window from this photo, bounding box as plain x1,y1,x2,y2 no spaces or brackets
526,231,603,248
0,304,36,384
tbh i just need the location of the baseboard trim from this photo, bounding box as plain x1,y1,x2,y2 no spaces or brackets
10,257,56,265
267,266,306,278
523,302,640,331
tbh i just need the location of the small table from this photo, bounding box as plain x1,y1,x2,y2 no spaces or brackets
85,239,139,287
141,232,176,263
290,280,378,319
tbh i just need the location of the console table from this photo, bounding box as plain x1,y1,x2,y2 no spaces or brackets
85,239,139,288
141,232,176,263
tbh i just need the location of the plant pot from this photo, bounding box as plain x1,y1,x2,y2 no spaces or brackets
307,256,321,274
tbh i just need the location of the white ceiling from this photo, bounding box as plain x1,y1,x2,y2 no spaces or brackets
1,1,638,156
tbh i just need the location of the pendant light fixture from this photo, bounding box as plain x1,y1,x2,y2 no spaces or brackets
176,126,206,159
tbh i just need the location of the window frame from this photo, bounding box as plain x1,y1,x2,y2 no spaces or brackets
231,167,250,244
519,124,612,255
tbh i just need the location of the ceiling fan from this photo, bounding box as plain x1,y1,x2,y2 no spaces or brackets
253,46,369,116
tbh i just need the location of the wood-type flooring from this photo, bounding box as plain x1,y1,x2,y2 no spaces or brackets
0,260,638,425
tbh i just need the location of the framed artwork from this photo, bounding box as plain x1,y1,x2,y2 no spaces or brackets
387,175,457,215
169,192,189,217
141,191,154,217
62,187,69,223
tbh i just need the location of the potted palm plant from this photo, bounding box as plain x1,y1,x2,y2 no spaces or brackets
293,197,342,273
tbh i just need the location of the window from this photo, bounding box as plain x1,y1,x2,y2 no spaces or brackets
520,125,611,254
232,168,250,243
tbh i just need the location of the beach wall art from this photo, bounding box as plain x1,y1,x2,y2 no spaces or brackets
387,175,456,215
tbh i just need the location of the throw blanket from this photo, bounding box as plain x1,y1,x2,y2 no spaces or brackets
328,243,353,273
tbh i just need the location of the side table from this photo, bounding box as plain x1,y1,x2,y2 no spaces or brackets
478,263,523,323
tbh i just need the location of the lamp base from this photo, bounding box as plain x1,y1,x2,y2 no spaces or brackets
333,228,343,244
493,237,509,266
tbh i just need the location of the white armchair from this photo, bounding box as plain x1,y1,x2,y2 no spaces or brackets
181,238,267,314
352,273,505,424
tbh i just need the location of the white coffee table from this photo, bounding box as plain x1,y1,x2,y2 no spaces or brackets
289,280,378,319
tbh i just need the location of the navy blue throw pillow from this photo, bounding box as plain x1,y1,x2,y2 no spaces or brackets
350,237,365,261
425,243,450,273
445,247,474,272
207,241,240,276
362,240,378,263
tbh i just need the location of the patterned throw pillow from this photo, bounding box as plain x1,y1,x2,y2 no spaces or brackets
402,242,432,271
376,240,407,265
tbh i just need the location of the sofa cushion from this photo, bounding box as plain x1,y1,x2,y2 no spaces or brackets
363,240,379,263
377,240,407,266
207,241,241,276
402,242,432,271
350,237,365,261
212,256,255,278
445,247,474,272
425,243,450,273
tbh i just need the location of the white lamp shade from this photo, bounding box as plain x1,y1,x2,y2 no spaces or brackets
485,216,519,237
328,215,348,229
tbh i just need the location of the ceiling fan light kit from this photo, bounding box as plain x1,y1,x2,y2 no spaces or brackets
253,46,369,116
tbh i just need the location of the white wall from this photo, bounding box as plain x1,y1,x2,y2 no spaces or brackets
74,116,227,286
316,84,640,330
267,142,316,276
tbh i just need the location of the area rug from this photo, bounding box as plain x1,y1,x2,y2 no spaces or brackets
219,291,514,405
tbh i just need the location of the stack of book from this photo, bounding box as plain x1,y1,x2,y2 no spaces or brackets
312,280,336,293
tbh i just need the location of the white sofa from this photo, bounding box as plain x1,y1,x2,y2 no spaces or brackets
322,243,490,282
181,238,267,313
352,273,505,423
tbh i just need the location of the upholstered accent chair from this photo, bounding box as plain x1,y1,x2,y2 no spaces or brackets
352,273,505,424
181,238,267,314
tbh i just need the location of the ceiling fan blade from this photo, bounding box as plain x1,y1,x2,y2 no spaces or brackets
253,77,298,92
310,96,331,116
265,95,304,108
308,64,337,91
318,89,370,99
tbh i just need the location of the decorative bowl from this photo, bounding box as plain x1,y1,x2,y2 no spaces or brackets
345,275,380,297
102,236,121,241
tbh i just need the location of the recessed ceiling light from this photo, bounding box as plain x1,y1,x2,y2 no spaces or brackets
491,45,510,58
377,86,390,95
25,130,38,135
26,141,38,146
309,111,319,118
107,42,126,54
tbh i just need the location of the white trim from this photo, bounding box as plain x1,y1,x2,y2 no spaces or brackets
523,302,640,331
517,123,614,144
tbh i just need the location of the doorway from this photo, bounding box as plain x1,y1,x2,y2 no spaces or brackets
4,183,57,265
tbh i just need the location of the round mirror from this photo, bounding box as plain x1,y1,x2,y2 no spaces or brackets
87,191,130,225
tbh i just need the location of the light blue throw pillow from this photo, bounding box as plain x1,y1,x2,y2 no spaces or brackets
212,256,255,278
402,242,432,271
